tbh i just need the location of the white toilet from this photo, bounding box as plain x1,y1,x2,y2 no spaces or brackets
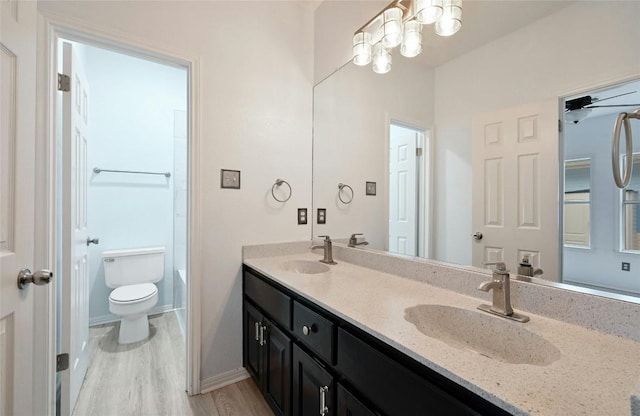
102,246,165,344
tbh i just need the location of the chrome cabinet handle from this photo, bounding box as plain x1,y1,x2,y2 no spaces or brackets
259,324,266,346
255,322,260,342
319,386,328,416
302,324,316,336
17,268,54,289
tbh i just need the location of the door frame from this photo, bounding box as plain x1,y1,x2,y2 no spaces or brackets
35,13,203,415
384,115,433,258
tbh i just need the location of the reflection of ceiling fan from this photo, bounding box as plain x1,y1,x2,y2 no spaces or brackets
565,91,640,124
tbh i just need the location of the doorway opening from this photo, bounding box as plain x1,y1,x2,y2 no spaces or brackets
560,78,640,297
54,38,190,415
388,122,431,258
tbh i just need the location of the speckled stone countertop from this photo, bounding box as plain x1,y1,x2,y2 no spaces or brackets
243,248,640,416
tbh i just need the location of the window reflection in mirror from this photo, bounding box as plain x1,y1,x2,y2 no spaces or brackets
564,159,591,248
623,154,640,251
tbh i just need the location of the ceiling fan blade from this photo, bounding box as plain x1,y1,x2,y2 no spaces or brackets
585,104,640,108
592,91,637,103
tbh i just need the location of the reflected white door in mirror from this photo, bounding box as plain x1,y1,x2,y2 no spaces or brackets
471,100,559,281
388,123,427,257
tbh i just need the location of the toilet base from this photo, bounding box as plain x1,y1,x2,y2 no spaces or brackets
118,314,150,344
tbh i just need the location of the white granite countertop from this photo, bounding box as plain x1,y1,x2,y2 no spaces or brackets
244,251,640,416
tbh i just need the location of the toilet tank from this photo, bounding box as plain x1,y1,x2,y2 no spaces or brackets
102,247,165,288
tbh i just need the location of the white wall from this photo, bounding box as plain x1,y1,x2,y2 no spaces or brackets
313,58,434,248
432,1,640,265
82,44,187,322
313,0,386,83
563,113,640,295
39,0,314,383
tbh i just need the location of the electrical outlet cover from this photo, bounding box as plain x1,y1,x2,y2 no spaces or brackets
317,208,326,224
221,169,241,189
298,208,308,225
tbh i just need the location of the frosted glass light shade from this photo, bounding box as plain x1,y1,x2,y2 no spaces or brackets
381,7,404,48
372,43,391,74
435,0,462,36
401,20,423,58
352,32,373,66
414,0,443,24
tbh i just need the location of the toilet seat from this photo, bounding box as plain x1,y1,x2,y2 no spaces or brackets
109,283,157,304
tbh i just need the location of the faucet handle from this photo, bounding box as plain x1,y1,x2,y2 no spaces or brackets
350,233,363,239
483,261,509,274
318,235,331,242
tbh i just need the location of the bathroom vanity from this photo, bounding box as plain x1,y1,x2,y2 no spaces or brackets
242,242,640,416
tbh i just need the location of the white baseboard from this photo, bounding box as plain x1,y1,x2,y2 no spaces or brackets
89,304,176,327
200,368,250,394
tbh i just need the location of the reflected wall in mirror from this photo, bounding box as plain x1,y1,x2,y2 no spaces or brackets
312,1,640,298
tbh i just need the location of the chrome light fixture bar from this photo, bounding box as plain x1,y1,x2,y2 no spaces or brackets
352,0,463,73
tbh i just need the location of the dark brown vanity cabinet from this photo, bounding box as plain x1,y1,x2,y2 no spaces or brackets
243,265,511,416
336,384,377,416
244,272,292,416
292,344,334,416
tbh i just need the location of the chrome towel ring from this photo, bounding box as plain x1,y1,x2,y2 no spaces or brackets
272,179,292,202
338,183,354,204
612,109,639,188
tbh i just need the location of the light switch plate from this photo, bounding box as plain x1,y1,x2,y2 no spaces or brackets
221,169,241,189
298,208,308,225
366,181,376,196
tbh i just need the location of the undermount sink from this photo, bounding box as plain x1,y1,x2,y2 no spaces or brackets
404,304,561,366
280,260,330,274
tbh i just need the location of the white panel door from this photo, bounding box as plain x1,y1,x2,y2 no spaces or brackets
0,2,37,415
389,130,417,256
60,41,90,416
472,100,559,279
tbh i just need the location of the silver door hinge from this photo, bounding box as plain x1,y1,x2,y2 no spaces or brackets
416,147,423,157
558,119,563,133
57,73,71,92
56,353,69,372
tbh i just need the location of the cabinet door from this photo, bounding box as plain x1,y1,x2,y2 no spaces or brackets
264,319,292,416
336,383,377,416
244,301,264,388
293,344,334,416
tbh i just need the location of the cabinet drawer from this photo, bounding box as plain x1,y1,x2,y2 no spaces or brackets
244,269,292,330
293,301,335,364
337,328,480,416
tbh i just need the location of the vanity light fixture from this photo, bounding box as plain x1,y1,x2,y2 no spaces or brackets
352,0,463,73
435,0,463,36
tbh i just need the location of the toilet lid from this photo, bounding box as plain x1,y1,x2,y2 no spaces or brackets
110,283,157,303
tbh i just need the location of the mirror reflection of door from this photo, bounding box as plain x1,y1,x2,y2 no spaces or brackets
471,100,559,278
388,123,426,257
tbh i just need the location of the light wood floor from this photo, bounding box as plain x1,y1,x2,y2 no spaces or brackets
73,312,273,416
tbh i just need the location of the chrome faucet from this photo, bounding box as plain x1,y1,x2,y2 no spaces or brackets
477,262,529,323
312,235,337,265
348,233,369,248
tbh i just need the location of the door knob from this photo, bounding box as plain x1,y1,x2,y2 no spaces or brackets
473,232,483,240
86,236,100,246
17,268,54,289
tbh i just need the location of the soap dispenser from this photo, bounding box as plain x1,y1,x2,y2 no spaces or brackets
518,254,533,276
517,254,543,277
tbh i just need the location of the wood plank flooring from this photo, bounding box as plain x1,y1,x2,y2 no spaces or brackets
73,312,273,416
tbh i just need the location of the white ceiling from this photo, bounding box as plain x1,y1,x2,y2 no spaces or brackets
415,0,572,68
